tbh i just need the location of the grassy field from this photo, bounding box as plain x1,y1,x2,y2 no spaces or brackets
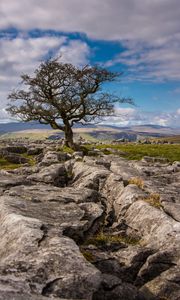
0,153,36,170
153,135,180,143
90,143,180,162
0,130,53,140
0,157,23,170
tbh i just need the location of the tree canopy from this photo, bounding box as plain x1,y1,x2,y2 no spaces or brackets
7,58,133,148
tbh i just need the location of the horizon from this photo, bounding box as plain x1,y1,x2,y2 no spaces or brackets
0,1,180,127
0,120,180,130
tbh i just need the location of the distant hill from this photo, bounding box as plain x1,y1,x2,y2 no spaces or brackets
0,121,179,141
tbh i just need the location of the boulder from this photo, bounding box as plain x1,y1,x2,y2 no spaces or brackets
27,147,43,155
27,163,68,187
0,188,103,299
0,145,27,154
3,153,29,164
38,151,70,166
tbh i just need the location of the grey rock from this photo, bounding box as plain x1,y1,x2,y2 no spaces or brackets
93,273,145,300
0,189,103,299
27,163,68,187
140,265,180,300
39,151,70,166
72,161,110,190
142,156,169,164
3,153,29,164
0,173,30,189
73,151,84,158
162,202,180,222
0,145,27,154
27,147,43,155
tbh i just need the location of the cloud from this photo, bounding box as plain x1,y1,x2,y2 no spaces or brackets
1,0,179,42
0,0,180,123
105,35,180,81
0,0,180,82
58,40,90,66
0,35,90,116
101,107,180,127
177,108,180,115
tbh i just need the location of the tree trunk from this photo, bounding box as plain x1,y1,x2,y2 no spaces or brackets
64,123,74,148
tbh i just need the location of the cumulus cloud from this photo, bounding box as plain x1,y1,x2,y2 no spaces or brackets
101,107,180,127
0,0,180,123
0,35,90,118
58,40,90,66
104,34,180,81
1,0,180,81
0,0,179,42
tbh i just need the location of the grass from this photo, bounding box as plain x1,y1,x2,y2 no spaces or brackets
143,193,162,209
84,231,140,248
80,250,96,263
58,146,74,154
0,153,37,170
21,153,36,166
79,133,99,143
85,143,180,162
128,177,144,189
153,135,180,144
0,157,22,170
0,130,51,140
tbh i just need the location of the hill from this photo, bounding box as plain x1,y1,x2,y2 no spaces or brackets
0,122,179,142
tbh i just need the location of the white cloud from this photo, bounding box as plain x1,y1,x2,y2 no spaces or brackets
177,108,180,115
58,40,90,66
100,107,180,127
0,1,180,82
105,35,180,81
0,35,90,117
1,0,180,43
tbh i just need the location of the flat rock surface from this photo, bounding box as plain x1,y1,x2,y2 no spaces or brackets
0,141,179,299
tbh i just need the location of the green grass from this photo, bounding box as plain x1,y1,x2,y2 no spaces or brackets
143,193,162,209
80,249,96,263
84,231,140,247
58,145,75,154
21,153,36,166
0,157,22,170
85,143,180,162
79,133,99,142
0,153,36,170
0,131,51,140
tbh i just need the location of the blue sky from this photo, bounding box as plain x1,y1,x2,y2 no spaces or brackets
0,0,180,127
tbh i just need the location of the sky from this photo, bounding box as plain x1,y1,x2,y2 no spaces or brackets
0,0,180,127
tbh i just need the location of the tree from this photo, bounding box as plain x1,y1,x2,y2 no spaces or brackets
7,58,133,148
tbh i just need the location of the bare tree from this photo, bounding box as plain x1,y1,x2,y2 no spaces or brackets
7,58,133,148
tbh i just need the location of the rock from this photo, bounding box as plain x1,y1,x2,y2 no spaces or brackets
142,156,169,164
140,265,180,300
73,151,84,158
27,147,43,155
0,145,27,154
0,292,63,300
110,157,139,180
112,246,154,283
27,163,68,187
162,202,180,222
6,184,101,204
72,161,110,190
124,200,180,248
38,151,70,166
113,185,147,221
0,140,180,299
3,153,29,164
0,173,30,189
0,189,103,299
135,250,178,287
93,273,145,300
